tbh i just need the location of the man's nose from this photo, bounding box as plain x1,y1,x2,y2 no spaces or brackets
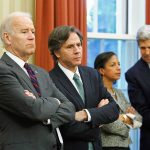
28,31,35,39
73,45,81,52
145,48,150,54
116,64,121,70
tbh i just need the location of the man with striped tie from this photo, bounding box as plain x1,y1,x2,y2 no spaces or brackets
0,12,75,150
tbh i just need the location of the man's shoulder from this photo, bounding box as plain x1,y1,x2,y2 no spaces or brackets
79,65,101,80
49,65,62,78
126,59,141,75
30,64,49,76
0,60,18,77
30,64,47,71
79,65,97,73
0,59,6,65
0,59,10,71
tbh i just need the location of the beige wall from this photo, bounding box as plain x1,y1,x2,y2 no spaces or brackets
0,0,35,63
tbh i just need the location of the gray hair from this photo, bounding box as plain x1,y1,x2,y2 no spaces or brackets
0,12,32,45
136,25,150,43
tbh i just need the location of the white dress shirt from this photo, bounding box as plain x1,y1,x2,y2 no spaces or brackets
6,51,27,73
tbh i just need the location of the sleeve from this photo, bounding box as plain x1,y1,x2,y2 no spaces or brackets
126,113,142,128
87,72,119,127
101,120,130,138
115,89,142,129
125,71,150,128
60,121,99,140
42,71,75,128
0,65,60,121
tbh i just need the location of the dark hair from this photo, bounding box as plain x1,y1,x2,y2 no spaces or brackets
48,25,83,61
94,51,116,69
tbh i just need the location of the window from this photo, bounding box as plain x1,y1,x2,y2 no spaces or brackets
87,0,145,150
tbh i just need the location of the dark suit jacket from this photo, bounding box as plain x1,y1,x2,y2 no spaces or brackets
0,53,75,150
49,64,119,150
125,58,150,150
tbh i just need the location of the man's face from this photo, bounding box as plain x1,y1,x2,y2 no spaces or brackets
139,40,150,63
5,16,35,61
55,32,82,72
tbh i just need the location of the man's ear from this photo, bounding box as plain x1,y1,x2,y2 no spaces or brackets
3,32,11,45
99,68,105,76
54,50,60,58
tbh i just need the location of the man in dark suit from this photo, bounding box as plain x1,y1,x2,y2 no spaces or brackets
48,25,119,150
0,12,75,150
125,25,150,150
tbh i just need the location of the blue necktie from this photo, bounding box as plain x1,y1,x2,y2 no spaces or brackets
24,63,41,97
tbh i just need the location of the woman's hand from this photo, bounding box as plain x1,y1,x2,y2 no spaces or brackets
126,106,136,114
119,114,133,126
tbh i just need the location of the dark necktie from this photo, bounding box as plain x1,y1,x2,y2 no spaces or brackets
73,73,85,102
24,64,63,149
24,63,41,97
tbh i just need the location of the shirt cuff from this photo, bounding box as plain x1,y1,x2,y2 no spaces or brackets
43,119,51,125
83,109,91,122
53,98,61,105
126,113,142,128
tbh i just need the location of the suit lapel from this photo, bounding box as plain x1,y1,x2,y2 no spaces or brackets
54,65,85,107
1,53,39,97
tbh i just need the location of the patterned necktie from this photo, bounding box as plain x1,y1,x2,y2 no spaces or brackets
24,63,41,97
73,73,85,102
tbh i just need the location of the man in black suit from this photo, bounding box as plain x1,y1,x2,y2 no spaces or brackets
125,25,150,150
0,12,75,150
48,25,119,150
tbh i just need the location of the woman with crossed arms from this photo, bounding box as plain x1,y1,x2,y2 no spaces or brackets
94,51,142,150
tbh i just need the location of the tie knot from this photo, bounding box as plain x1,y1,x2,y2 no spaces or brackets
24,63,30,69
73,73,80,81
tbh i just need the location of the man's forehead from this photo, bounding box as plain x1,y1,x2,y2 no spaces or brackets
12,16,34,27
139,40,150,44
65,33,80,44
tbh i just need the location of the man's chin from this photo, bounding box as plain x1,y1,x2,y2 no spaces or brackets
75,61,82,66
28,49,35,54
143,58,150,63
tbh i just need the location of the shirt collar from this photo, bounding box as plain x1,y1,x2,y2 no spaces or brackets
58,62,80,80
6,51,26,68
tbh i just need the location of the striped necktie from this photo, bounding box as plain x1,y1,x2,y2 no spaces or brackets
24,63,41,97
